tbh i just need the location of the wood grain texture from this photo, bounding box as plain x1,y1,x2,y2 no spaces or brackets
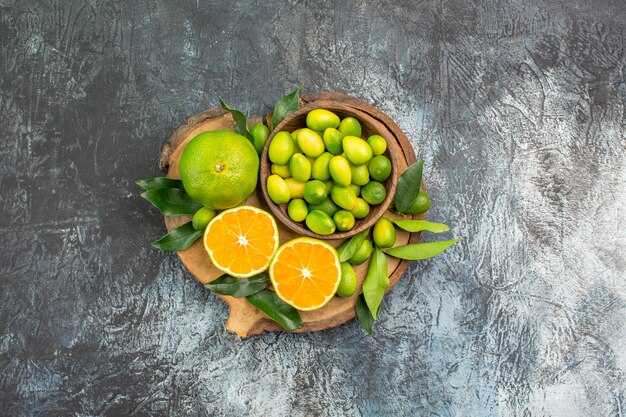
1,0,624,416
162,93,423,336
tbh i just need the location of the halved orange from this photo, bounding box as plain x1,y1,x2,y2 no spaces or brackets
204,206,279,278
269,237,341,311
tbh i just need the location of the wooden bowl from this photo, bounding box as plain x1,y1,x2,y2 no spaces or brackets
259,101,399,240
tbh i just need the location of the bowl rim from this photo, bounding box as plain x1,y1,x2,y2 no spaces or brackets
259,100,399,240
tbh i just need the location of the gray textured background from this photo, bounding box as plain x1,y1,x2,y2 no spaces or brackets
1,0,625,416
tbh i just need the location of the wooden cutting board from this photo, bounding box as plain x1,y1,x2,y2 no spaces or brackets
159,92,425,336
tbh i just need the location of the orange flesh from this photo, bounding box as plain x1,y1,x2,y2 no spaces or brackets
272,241,339,309
206,208,277,275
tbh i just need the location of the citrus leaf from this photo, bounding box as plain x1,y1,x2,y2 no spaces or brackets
362,248,389,319
393,219,450,233
384,238,462,260
270,85,303,130
336,229,369,262
246,290,304,330
394,160,424,214
355,293,375,335
205,273,270,297
218,96,253,140
140,188,202,215
151,221,203,251
135,177,183,190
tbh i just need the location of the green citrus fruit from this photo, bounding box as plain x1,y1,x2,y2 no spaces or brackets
306,210,336,235
338,117,362,137
406,192,431,214
192,207,216,231
311,152,333,181
267,174,291,204
250,123,270,155
368,155,392,182
289,153,312,182
287,199,308,222
333,210,355,231
337,262,357,297
349,183,361,197
350,198,370,219
350,163,370,186
303,180,328,205
349,239,373,265
361,181,386,205
308,197,340,217
306,109,340,131
271,163,291,178
367,135,387,155
268,131,294,165
297,128,325,158
284,178,306,199
330,184,357,210
179,130,259,210
323,128,343,155
372,217,396,248
328,155,352,186
343,136,373,165
291,130,303,153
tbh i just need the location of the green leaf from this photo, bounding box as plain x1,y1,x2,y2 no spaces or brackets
384,238,462,260
336,229,369,262
135,177,183,191
362,248,389,319
218,96,253,140
355,293,375,334
246,290,304,331
393,219,450,233
151,221,203,251
205,273,270,297
140,188,202,215
270,85,303,130
394,160,424,214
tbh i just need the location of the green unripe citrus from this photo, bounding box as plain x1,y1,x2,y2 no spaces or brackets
343,136,373,165
289,153,312,182
349,239,373,265
367,135,387,155
337,262,357,297
303,180,328,205
267,175,290,204
368,155,392,182
328,156,352,186
361,181,386,205
306,210,336,235
287,199,308,222
338,117,362,137
250,123,270,155
372,217,396,248
306,109,340,131
330,184,357,210
268,131,294,165
297,128,325,158
192,207,216,231
333,210,355,232
323,128,343,155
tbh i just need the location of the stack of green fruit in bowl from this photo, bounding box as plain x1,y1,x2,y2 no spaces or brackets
260,104,399,239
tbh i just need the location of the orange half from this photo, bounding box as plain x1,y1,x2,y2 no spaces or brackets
204,206,279,278
269,238,341,311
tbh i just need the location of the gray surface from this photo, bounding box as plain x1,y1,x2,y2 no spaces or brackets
1,0,625,415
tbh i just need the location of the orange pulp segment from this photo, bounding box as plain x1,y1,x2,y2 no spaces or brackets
269,237,341,311
204,206,279,278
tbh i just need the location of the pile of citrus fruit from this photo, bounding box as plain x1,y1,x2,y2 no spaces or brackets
266,109,392,235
